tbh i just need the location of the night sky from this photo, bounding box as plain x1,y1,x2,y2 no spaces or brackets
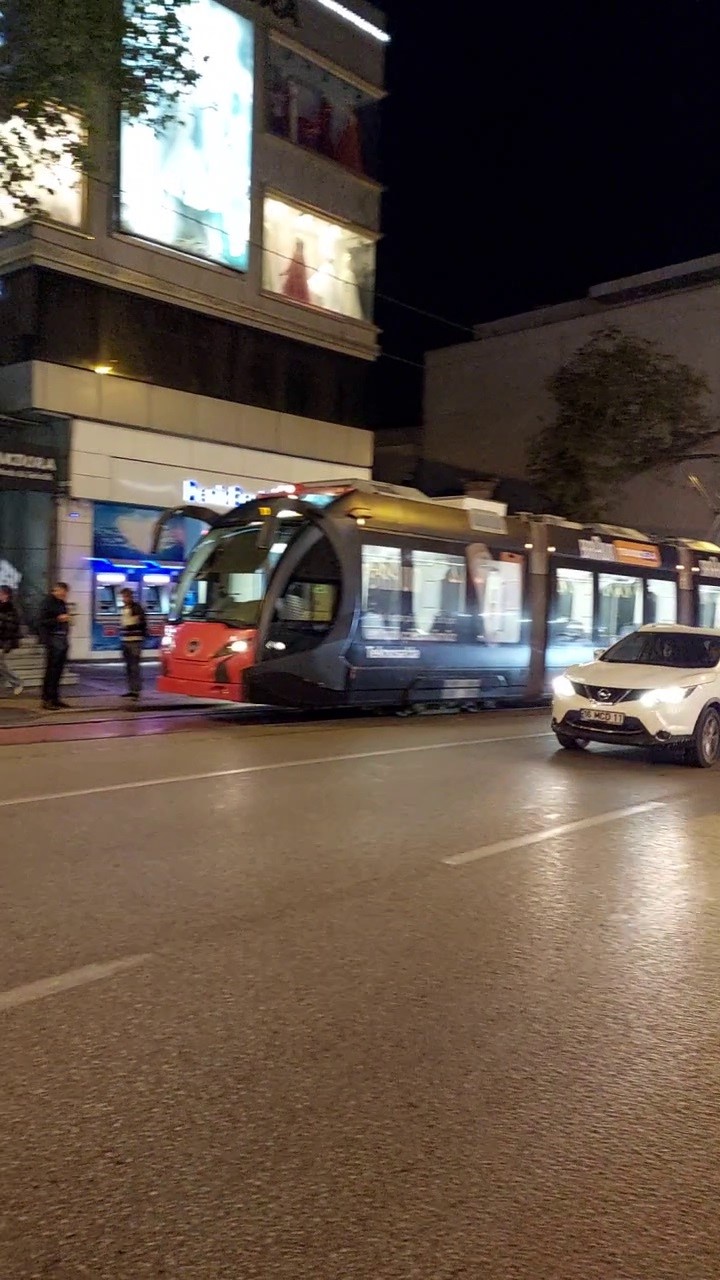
373,0,720,426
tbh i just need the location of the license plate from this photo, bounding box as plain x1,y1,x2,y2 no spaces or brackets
580,709,624,726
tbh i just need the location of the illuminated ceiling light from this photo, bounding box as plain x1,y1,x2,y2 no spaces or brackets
93,363,114,375
309,0,390,43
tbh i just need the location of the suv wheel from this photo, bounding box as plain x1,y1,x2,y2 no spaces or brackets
688,707,720,768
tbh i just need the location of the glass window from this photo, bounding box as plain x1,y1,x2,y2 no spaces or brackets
698,584,720,628
0,111,84,228
361,545,402,639
410,549,467,640
551,567,593,642
173,523,294,625
467,546,523,645
597,573,643,645
646,578,676,625
119,0,255,271
267,40,381,179
263,197,376,323
603,630,720,669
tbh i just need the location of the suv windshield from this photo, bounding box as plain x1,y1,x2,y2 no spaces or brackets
602,630,720,669
171,522,296,626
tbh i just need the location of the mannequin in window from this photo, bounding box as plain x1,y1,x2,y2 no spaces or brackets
282,239,311,304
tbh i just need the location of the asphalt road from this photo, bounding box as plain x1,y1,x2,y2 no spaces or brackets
2,709,720,1279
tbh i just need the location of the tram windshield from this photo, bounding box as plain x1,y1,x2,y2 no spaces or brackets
170,521,296,626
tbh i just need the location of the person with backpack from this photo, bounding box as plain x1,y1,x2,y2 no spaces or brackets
119,587,149,701
0,585,23,696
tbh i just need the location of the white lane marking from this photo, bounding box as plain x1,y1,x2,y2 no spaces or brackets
0,954,152,1013
0,730,551,810
444,801,666,867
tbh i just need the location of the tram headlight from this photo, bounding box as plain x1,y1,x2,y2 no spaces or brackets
552,675,575,698
228,638,249,654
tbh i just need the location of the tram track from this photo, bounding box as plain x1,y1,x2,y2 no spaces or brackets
0,697,550,747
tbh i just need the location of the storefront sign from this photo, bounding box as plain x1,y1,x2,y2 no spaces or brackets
0,449,58,490
578,536,661,568
182,479,294,508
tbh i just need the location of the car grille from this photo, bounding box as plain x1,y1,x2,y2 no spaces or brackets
570,682,650,704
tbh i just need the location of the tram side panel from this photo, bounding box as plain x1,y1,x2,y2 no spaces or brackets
342,533,532,708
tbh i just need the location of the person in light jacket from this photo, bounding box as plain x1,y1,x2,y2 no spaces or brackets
120,587,148,701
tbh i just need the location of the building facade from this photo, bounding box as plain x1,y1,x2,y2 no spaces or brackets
424,254,720,540
0,0,386,654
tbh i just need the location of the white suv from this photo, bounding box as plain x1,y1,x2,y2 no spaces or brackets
551,625,720,767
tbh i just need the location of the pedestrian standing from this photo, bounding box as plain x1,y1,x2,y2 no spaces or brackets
119,587,148,701
0,585,24,696
38,582,71,711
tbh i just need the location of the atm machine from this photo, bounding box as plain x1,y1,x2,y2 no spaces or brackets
92,568,131,651
140,569,176,647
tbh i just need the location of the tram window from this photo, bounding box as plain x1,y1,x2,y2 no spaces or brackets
269,538,341,653
646,578,676,625
698,584,720,628
174,524,295,626
411,550,467,639
466,546,523,644
552,568,593,642
597,573,643,644
361,545,403,640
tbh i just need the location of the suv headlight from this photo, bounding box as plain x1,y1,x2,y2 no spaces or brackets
552,675,575,698
639,686,696,707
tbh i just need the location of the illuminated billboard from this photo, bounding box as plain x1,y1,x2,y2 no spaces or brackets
119,0,254,271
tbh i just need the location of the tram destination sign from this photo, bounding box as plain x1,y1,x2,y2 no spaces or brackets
578,536,661,568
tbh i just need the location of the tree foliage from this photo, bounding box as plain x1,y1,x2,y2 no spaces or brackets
0,0,198,212
529,327,720,522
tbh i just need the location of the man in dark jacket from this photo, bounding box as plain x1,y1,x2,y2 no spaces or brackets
119,587,148,701
0,585,23,696
38,582,71,710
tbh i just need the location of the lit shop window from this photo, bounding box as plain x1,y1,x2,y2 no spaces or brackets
0,111,84,228
263,197,376,323
646,578,676,625
267,41,381,180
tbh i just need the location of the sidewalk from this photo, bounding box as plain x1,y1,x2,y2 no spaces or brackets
0,660,215,728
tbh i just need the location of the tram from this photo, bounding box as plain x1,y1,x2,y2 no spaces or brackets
152,479,720,710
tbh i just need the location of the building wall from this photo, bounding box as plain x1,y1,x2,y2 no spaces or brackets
0,0,387,363
0,361,374,470
424,279,720,539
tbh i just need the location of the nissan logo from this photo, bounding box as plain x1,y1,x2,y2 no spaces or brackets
186,639,201,656
598,689,612,701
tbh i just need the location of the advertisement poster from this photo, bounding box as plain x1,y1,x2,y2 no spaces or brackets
92,503,199,563
91,503,207,653
119,0,255,271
